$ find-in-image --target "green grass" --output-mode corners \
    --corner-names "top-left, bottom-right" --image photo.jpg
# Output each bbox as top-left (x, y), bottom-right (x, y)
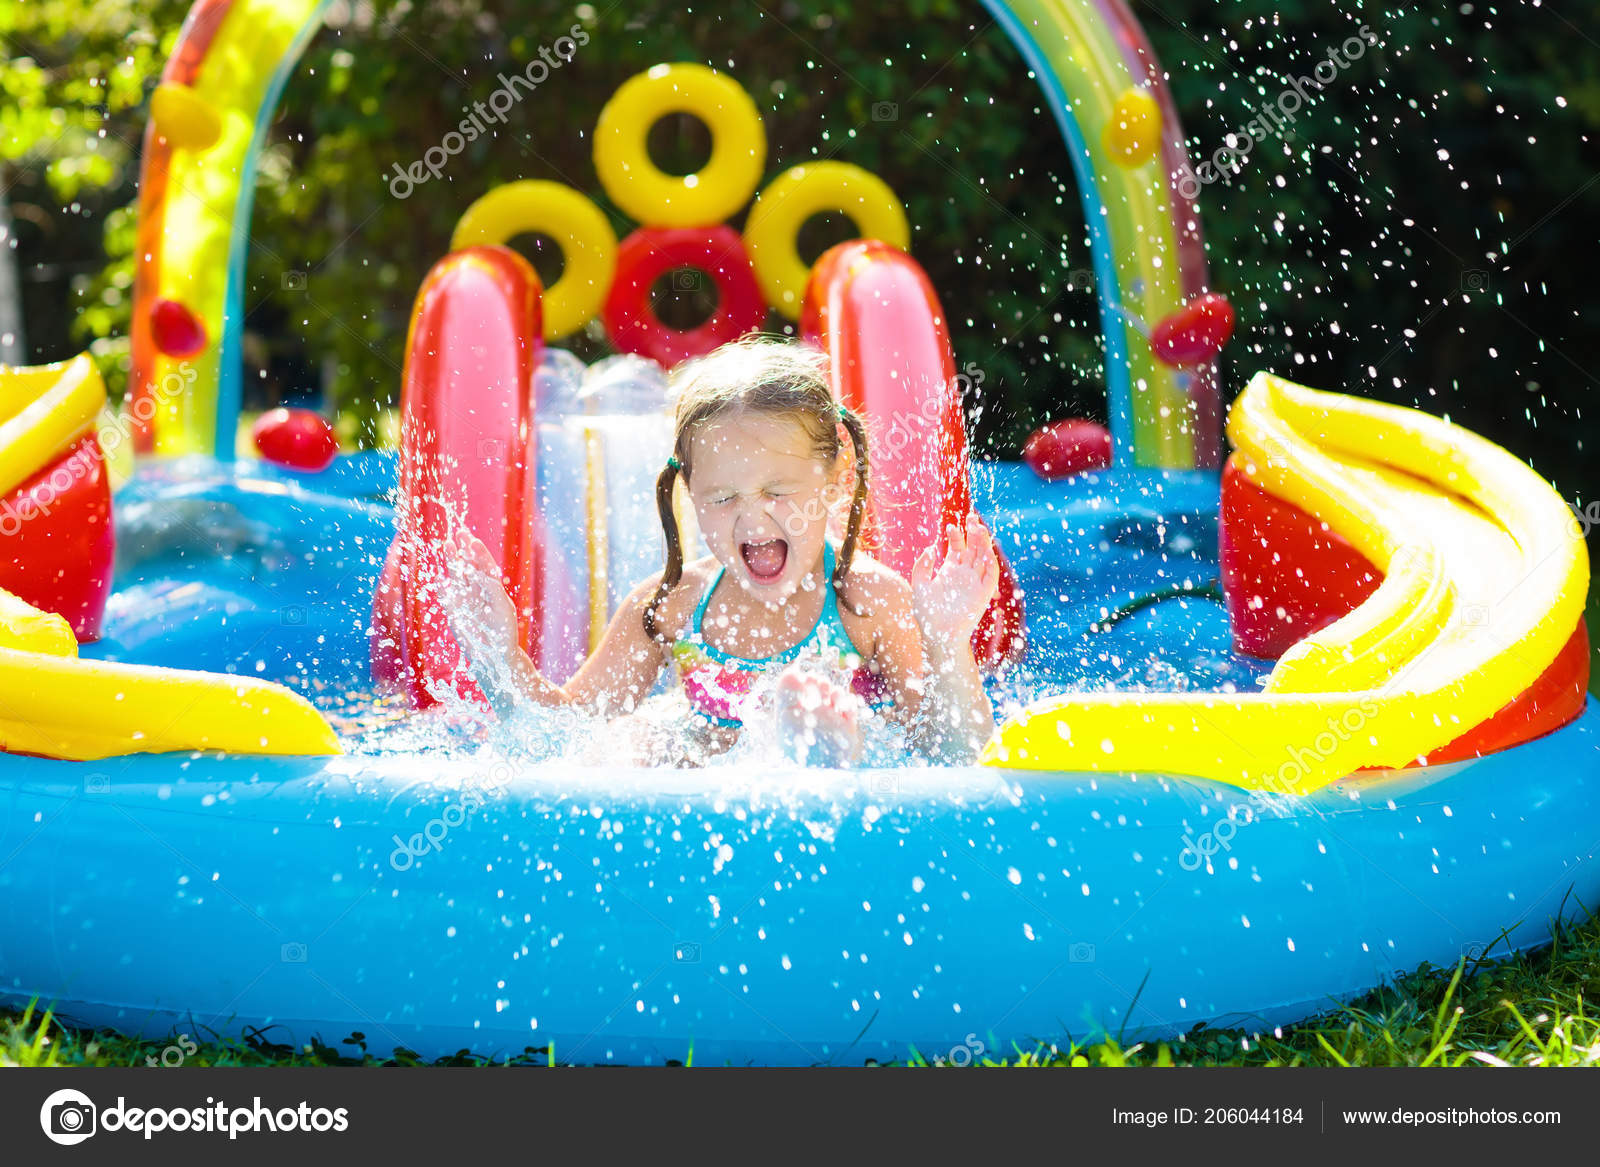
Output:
top-left (6, 910), bottom-right (1598, 1068)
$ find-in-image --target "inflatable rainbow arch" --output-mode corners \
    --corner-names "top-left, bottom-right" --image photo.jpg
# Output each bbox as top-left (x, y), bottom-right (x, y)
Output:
top-left (122, 0), bottom-right (1219, 469)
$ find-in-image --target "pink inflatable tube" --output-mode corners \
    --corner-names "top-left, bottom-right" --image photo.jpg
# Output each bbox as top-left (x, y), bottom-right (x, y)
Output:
top-left (801, 239), bottom-right (1025, 669)
top-left (371, 246), bottom-right (544, 707)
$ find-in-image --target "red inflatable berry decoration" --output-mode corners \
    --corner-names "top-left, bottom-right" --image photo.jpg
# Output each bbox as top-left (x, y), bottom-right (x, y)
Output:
top-left (252, 408), bottom-right (340, 472)
top-left (1150, 292), bottom-right (1235, 367)
top-left (1022, 419), bottom-right (1112, 480)
top-left (149, 297), bottom-right (207, 357)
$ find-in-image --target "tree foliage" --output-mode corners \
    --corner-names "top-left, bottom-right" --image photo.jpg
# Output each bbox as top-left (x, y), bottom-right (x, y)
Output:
top-left (4, 0), bottom-right (1596, 505)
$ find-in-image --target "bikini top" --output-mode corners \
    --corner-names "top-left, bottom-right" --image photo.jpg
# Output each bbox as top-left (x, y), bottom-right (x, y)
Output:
top-left (669, 542), bottom-right (892, 728)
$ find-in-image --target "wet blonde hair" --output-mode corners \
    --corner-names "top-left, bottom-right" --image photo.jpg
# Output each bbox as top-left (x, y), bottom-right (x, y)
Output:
top-left (644, 336), bottom-right (870, 642)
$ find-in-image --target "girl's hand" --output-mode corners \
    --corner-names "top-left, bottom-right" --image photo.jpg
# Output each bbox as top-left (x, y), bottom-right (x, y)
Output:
top-left (910, 513), bottom-right (1001, 645)
top-left (441, 526), bottom-right (520, 662)
top-left (774, 665), bottom-right (865, 768)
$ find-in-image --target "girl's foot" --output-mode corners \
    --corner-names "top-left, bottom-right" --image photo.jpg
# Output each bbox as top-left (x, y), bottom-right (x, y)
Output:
top-left (775, 666), bottom-right (864, 767)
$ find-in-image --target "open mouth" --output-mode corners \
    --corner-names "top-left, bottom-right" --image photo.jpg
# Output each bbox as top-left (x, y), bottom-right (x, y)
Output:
top-left (739, 538), bottom-right (789, 584)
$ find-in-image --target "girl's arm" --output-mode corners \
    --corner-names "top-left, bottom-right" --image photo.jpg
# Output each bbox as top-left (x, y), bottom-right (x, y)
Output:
top-left (860, 515), bottom-right (1000, 762)
top-left (907, 515), bottom-right (1000, 761)
top-left (444, 528), bottom-right (668, 717)
top-left (508, 579), bottom-right (669, 715)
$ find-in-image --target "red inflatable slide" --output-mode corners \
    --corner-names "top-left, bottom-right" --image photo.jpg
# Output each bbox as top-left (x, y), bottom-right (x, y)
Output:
top-left (802, 239), bottom-right (1025, 668)
top-left (371, 246), bottom-right (545, 708)
top-left (0, 354), bottom-right (114, 642)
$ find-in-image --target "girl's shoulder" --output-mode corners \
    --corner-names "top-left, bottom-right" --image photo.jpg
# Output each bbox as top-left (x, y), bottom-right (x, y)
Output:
top-left (623, 556), bottom-right (721, 643)
top-left (834, 550), bottom-right (913, 621)
top-left (676, 555), bottom-right (724, 597)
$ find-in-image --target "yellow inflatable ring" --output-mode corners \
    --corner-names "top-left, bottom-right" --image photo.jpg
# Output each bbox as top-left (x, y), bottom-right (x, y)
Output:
top-left (594, 64), bottom-right (766, 227)
top-left (450, 181), bottom-right (617, 339)
top-left (743, 162), bottom-right (911, 319)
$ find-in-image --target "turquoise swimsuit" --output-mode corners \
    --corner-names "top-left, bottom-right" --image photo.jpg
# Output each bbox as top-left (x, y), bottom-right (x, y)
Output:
top-left (669, 543), bottom-right (892, 727)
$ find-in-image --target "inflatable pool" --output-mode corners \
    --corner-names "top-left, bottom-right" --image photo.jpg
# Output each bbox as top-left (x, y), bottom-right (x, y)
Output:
top-left (1, 0), bottom-right (1595, 1066)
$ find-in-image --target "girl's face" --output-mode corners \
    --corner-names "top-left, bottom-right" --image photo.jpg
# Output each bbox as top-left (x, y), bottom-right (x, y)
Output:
top-left (685, 412), bottom-right (846, 605)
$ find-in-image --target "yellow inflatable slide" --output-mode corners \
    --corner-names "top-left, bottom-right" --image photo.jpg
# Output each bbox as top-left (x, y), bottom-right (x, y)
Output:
top-left (983, 371), bottom-right (1590, 794)
top-left (0, 356), bottom-right (339, 762)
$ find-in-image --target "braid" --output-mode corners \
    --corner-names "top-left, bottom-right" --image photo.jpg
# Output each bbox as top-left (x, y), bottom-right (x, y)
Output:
top-left (643, 460), bottom-right (684, 642)
top-left (834, 406), bottom-right (870, 588)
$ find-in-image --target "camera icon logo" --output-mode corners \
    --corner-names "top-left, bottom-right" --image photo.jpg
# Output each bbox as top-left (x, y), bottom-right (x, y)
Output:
top-left (670, 268), bottom-right (705, 292)
top-left (868, 773), bottom-right (899, 796)
top-left (40, 1088), bottom-right (97, 1146)
top-left (871, 101), bottom-right (898, 122)
top-left (1260, 438), bottom-right (1291, 470)
top-left (281, 270), bottom-right (308, 292)
top-left (281, 941), bottom-right (309, 963)
top-left (1460, 269), bottom-right (1490, 293)
top-left (280, 605), bottom-right (307, 626)
top-left (674, 941), bottom-right (701, 963)
top-left (1068, 941), bottom-right (1096, 963)
top-left (83, 773), bottom-right (110, 795)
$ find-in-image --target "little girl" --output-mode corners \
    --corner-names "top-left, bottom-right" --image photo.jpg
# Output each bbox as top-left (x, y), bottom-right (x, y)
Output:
top-left (444, 336), bottom-right (1000, 765)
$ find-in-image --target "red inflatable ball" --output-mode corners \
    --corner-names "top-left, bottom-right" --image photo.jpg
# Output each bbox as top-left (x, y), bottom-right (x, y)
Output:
top-left (602, 225), bottom-right (767, 367)
top-left (149, 297), bottom-right (207, 357)
top-left (1150, 292), bottom-right (1235, 367)
top-left (1022, 419), bottom-right (1112, 480)
top-left (252, 408), bottom-right (340, 472)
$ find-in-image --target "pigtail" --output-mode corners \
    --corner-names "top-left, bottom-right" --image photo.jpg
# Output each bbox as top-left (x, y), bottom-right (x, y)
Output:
top-left (834, 407), bottom-right (870, 587)
top-left (643, 459), bottom-right (684, 642)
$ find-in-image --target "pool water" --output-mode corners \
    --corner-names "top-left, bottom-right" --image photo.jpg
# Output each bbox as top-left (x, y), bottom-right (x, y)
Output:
top-left (85, 453), bottom-right (1273, 764)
